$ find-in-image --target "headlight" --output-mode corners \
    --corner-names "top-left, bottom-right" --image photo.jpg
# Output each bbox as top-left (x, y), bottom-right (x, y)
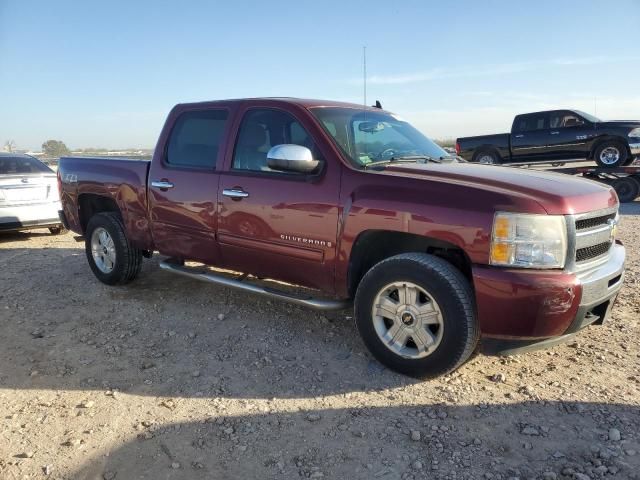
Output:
top-left (629, 128), bottom-right (640, 138)
top-left (490, 213), bottom-right (567, 268)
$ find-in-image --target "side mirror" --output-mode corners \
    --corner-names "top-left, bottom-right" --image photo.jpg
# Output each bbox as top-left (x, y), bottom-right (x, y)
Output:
top-left (267, 144), bottom-right (320, 174)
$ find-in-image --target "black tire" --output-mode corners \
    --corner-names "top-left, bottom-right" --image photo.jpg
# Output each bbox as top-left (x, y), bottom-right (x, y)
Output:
top-left (473, 149), bottom-right (501, 165)
top-left (48, 226), bottom-right (66, 235)
top-left (594, 141), bottom-right (628, 168)
top-left (85, 212), bottom-right (143, 285)
top-left (611, 177), bottom-right (639, 203)
top-left (354, 253), bottom-right (479, 378)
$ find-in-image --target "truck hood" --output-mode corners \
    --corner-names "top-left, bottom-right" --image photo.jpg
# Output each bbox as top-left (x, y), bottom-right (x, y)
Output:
top-left (596, 120), bottom-right (640, 128)
top-left (384, 162), bottom-right (617, 215)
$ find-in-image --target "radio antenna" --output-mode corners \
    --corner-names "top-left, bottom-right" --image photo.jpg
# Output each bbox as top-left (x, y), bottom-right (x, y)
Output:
top-left (363, 46), bottom-right (367, 108)
top-left (362, 46), bottom-right (367, 157)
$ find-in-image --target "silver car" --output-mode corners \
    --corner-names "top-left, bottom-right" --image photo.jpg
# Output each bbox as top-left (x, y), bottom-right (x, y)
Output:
top-left (0, 152), bottom-right (64, 234)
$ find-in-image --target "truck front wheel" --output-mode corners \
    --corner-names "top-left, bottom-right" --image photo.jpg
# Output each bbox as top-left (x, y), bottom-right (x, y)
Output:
top-left (354, 253), bottom-right (479, 378)
top-left (594, 141), bottom-right (628, 167)
top-left (85, 212), bottom-right (143, 285)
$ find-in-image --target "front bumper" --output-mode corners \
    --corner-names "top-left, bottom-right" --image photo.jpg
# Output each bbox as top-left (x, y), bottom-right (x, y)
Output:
top-left (0, 201), bottom-right (62, 232)
top-left (473, 242), bottom-right (625, 351)
top-left (630, 142), bottom-right (640, 157)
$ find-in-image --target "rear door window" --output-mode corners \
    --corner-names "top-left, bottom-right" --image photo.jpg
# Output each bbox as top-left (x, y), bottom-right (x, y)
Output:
top-left (166, 109), bottom-right (228, 169)
top-left (514, 114), bottom-right (548, 132)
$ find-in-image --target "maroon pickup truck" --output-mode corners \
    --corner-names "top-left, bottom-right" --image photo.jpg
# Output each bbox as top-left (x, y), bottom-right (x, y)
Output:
top-left (58, 98), bottom-right (625, 378)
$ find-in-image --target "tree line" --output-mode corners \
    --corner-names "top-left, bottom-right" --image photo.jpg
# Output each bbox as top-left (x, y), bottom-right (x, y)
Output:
top-left (3, 139), bottom-right (71, 157)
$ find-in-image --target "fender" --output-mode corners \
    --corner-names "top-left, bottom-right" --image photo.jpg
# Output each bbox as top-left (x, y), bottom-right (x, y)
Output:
top-left (588, 134), bottom-right (630, 159)
top-left (334, 177), bottom-right (499, 297)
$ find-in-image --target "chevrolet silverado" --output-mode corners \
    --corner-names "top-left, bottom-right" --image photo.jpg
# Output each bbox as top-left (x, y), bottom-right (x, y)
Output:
top-left (58, 98), bottom-right (625, 378)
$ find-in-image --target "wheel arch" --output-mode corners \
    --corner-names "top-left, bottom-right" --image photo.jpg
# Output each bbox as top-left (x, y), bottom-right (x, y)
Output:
top-left (472, 146), bottom-right (502, 163)
top-left (588, 135), bottom-right (630, 160)
top-left (346, 230), bottom-right (474, 298)
top-left (78, 194), bottom-right (121, 233)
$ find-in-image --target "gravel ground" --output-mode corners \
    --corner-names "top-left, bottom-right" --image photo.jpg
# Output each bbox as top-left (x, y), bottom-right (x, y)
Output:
top-left (1, 203), bottom-right (639, 480)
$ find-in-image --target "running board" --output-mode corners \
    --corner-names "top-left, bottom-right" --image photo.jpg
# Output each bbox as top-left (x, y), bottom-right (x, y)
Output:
top-left (159, 260), bottom-right (351, 311)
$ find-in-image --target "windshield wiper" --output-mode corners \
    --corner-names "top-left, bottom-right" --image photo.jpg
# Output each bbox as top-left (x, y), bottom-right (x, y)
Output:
top-left (363, 155), bottom-right (441, 169)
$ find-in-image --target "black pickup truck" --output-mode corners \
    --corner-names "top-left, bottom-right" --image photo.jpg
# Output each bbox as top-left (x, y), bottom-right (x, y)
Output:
top-left (456, 109), bottom-right (640, 168)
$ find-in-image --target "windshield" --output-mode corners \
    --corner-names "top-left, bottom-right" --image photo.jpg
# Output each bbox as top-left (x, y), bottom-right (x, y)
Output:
top-left (574, 110), bottom-right (601, 123)
top-left (310, 107), bottom-right (451, 167)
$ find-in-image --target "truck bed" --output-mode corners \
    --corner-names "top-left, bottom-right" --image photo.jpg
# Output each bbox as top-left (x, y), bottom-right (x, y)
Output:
top-left (456, 133), bottom-right (510, 161)
top-left (57, 156), bottom-right (152, 248)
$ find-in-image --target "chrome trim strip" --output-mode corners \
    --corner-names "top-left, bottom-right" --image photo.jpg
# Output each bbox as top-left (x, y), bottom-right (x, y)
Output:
top-left (0, 184), bottom-right (48, 189)
top-left (573, 206), bottom-right (618, 221)
top-left (575, 226), bottom-right (613, 249)
top-left (630, 142), bottom-right (640, 156)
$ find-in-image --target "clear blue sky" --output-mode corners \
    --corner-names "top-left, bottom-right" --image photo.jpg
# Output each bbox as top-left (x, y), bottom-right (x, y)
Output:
top-left (1, 0), bottom-right (639, 151)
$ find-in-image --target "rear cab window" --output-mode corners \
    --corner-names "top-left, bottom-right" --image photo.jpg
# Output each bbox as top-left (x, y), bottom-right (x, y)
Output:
top-left (0, 155), bottom-right (53, 175)
top-left (165, 109), bottom-right (229, 169)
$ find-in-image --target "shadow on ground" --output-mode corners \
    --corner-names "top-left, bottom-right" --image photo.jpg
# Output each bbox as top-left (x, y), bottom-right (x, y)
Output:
top-left (0, 230), bottom-right (54, 243)
top-left (70, 401), bottom-right (640, 480)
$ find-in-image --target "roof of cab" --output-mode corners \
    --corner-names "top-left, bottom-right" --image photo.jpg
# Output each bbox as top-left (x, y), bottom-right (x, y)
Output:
top-left (174, 97), bottom-right (388, 112)
top-left (0, 152), bottom-right (33, 158)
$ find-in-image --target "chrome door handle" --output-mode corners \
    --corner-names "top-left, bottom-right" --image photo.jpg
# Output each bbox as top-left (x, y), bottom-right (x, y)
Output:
top-left (151, 180), bottom-right (174, 189)
top-left (515, 134), bottom-right (524, 138)
top-left (550, 131), bottom-right (560, 135)
top-left (223, 188), bottom-right (249, 199)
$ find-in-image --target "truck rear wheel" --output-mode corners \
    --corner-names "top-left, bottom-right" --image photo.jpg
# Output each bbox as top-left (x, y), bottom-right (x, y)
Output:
top-left (611, 177), bottom-right (639, 203)
top-left (473, 150), bottom-right (500, 165)
top-left (354, 253), bottom-right (479, 378)
top-left (85, 212), bottom-right (143, 285)
top-left (594, 141), bottom-right (628, 168)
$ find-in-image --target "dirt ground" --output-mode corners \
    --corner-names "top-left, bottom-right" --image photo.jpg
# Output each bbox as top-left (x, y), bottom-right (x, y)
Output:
top-left (1, 204), bottom-right (639, 480)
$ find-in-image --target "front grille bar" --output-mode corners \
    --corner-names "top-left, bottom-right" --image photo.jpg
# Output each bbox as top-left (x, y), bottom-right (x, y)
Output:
top-left (576, 241), bottom-right (612, 263)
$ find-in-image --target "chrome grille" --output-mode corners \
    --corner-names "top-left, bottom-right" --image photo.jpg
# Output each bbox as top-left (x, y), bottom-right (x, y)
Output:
top-left (576, 241), bottom-right (612, 262)
top-left (571, 207), bottom-right (618, 269)
top-left (575, 212), bottom-right (616, 231)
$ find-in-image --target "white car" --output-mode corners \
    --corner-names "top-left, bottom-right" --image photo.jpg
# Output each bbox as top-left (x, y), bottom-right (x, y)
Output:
top-left (0, 153), bottom-right (64, 234)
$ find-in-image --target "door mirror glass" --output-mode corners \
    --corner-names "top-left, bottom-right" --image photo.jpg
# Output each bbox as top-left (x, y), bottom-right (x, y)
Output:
top-left (267, 144), bottom-right (320, 173)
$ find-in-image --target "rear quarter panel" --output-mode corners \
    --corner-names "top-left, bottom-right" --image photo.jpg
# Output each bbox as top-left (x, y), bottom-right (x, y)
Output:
top-left (58, 157), bottom-right (153, 249)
